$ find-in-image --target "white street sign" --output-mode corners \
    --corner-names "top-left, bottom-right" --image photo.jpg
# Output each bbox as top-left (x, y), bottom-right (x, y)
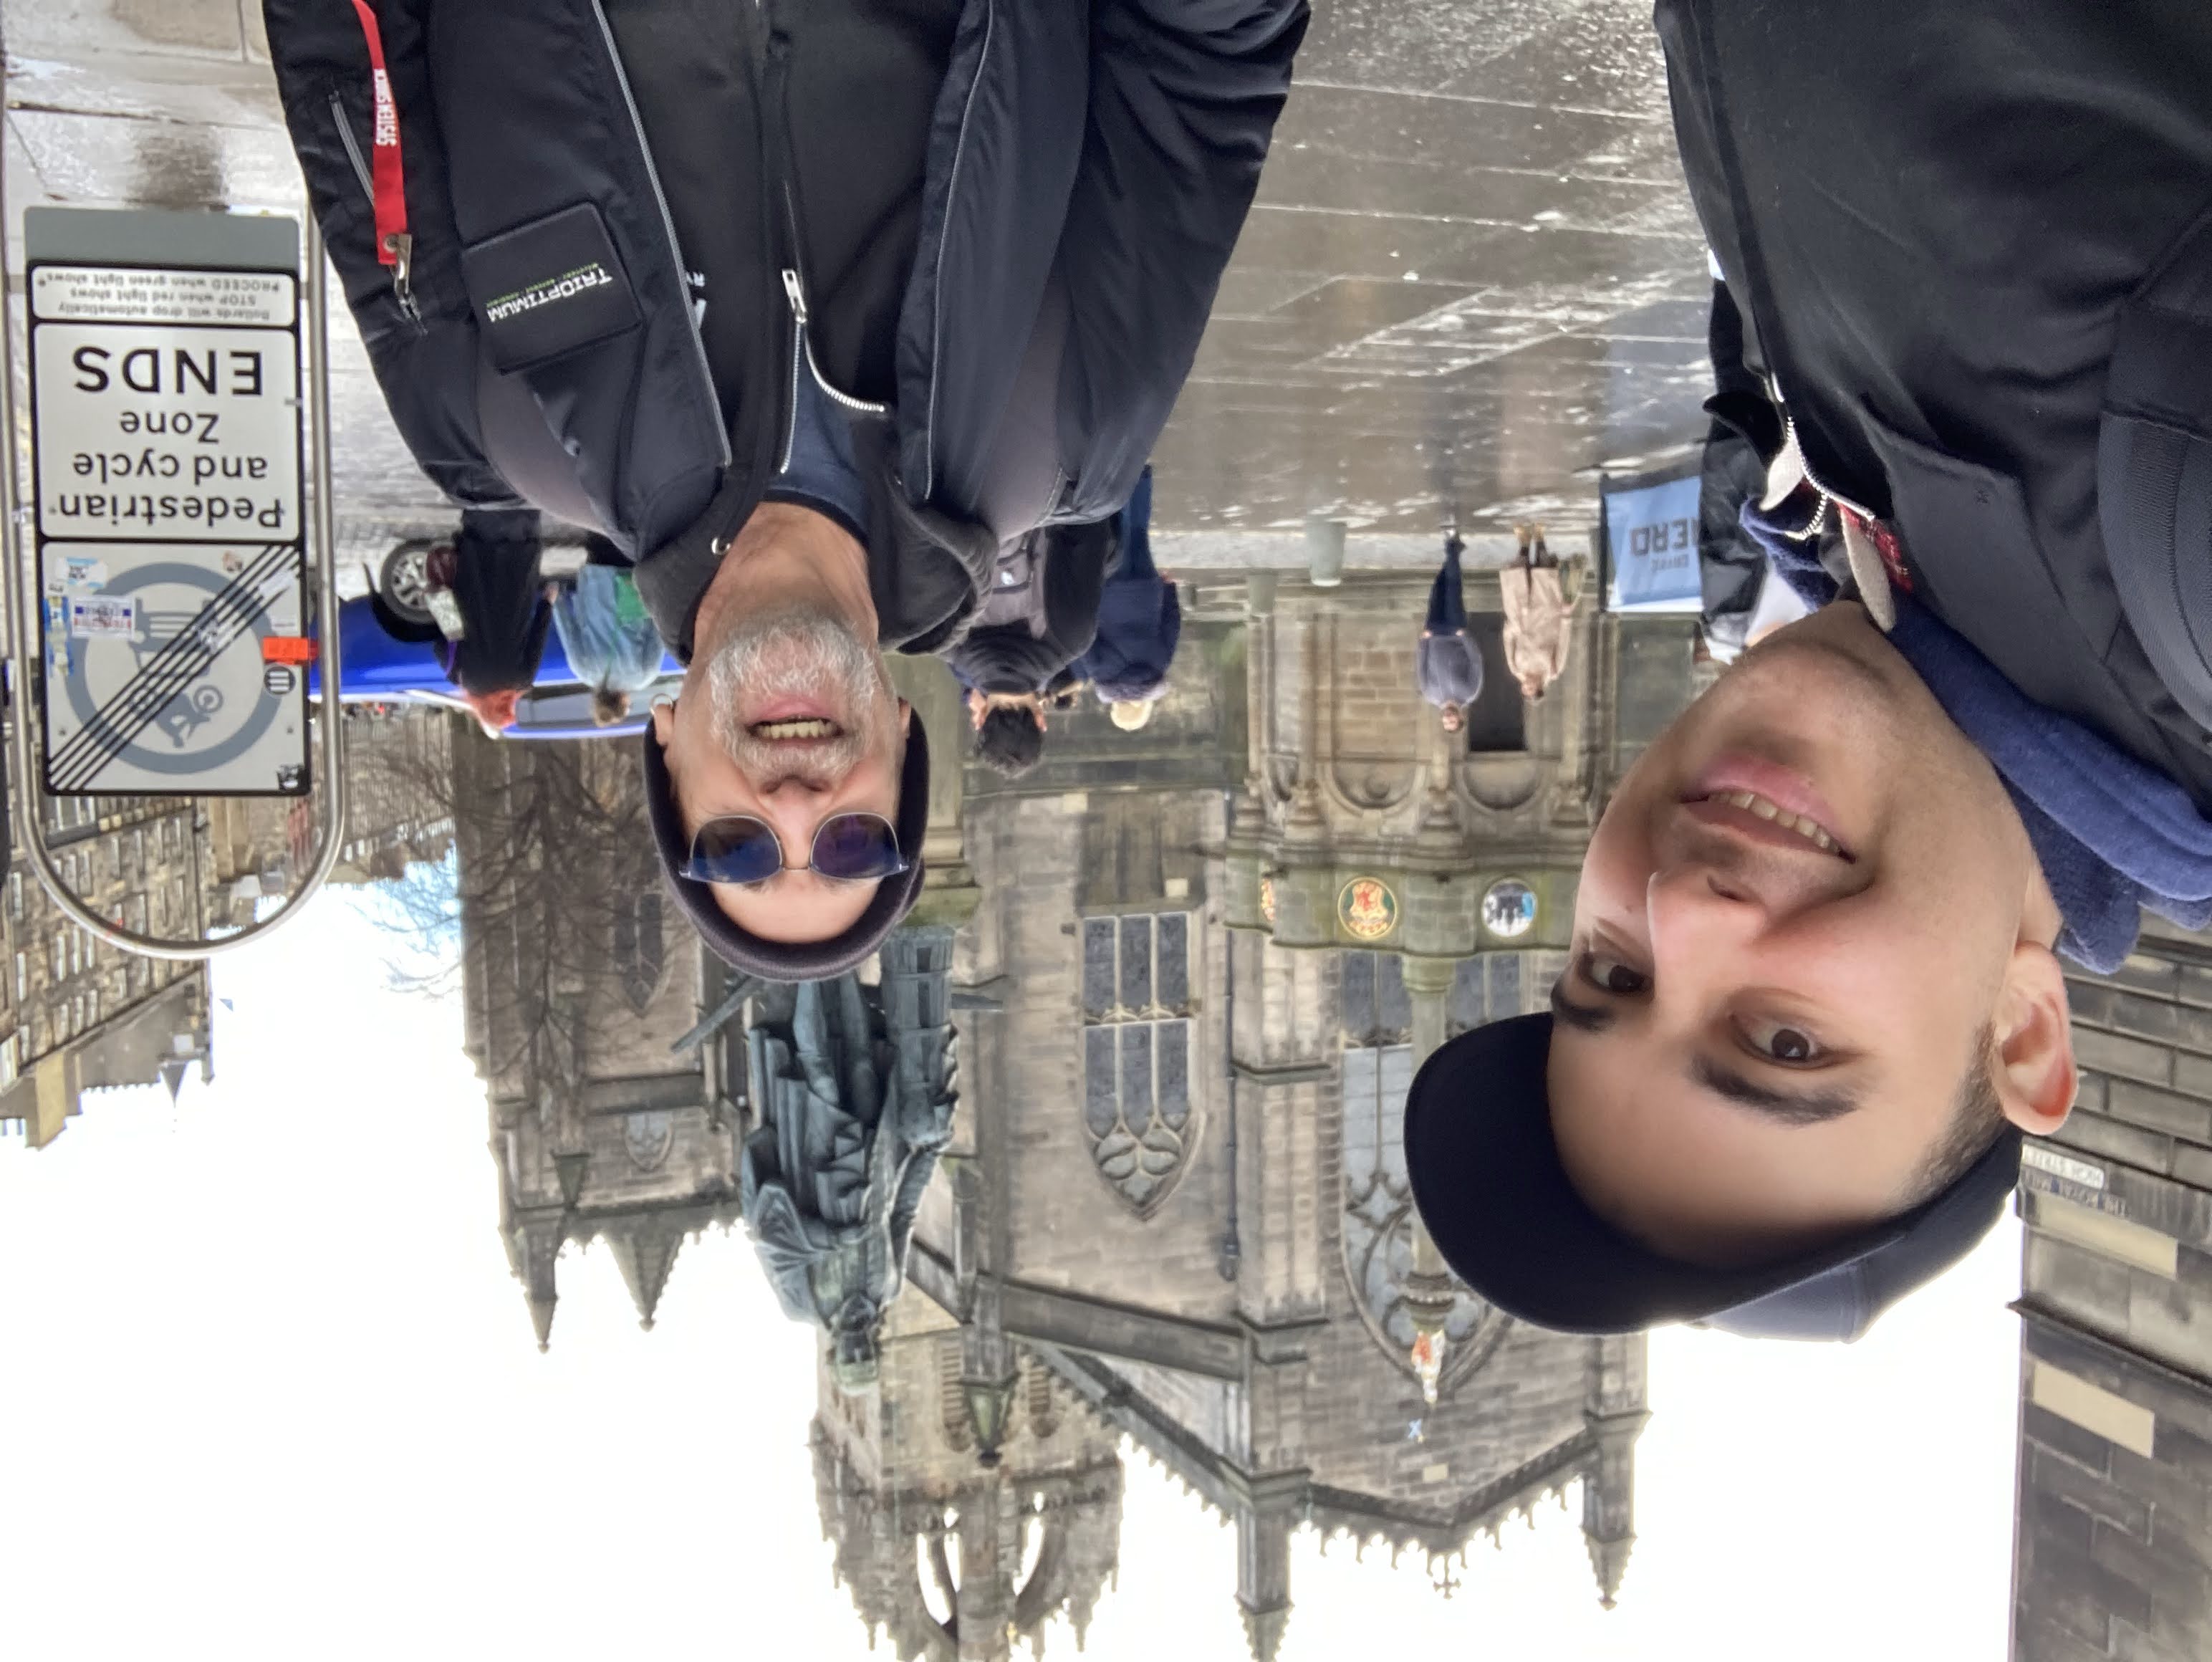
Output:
top-left (31, 264), bottom-right (295, 328)
top-left (32, 322), bottom-right (300, 544)
top-left (25, 221), bottom-right (311, 797)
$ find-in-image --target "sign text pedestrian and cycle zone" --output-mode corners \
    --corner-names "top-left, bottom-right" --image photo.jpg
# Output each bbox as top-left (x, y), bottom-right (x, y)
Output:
top-left (26, 240), bottom-right (310, 795)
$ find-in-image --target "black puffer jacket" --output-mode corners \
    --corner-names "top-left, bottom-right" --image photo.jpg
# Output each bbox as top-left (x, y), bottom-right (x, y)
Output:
top-left (1658, 0), bottom-right (2212, 807)
top-left (266, 0), bottom-right (1306, 658)
top-left (944, 522), bottom-right (1115, 696)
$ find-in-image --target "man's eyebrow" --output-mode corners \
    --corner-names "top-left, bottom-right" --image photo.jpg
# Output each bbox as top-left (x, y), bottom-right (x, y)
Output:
top-left (1691, 1055), bottom-right (1862, 1125)
top-left (1549, 978), bottom-right (1616, 1034)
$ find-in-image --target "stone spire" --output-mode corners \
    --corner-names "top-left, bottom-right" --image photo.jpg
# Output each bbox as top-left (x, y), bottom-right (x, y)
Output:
top-left (516, 1216), bottom-right (563, 1353)
top-left (1580, 1326), bottom-right (1650, 1610)
top-left (527, 1292), bottom-right (557, 1353)
top-left (1236, 1493), bottom-right (1297, 1662)
top-left (1585, 1525), bottom-right (1633, 1612)
top-left (1581, 1404), bottom-right (1647, 1607)
top-left (1580, 1330), bottom-right (1649, 1608)
top-left (1241, 1603), bottom-right (1292, 1662)
top-left (608, 1226), bottom-right (683, 1330)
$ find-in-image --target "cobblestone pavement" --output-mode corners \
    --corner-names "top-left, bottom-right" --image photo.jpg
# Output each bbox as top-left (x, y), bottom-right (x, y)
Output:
top-left (2, 0), bottom-right (1713, 560)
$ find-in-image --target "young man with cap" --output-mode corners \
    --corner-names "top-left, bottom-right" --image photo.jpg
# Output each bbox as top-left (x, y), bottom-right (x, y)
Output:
top-left (1405, 0), bottom-right (2212, 1340)
top-left (267, 0), bottom-right (1305, 979)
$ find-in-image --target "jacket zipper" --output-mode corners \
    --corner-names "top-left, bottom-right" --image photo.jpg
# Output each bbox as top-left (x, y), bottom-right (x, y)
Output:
top-left (761, 21), bottom-right (883, 473)
top-left (329, 92), bottom-right (420, 328)
top-left (780, 269), bottom-right (886, 414)
top-left (775, 267), bottom-right (886, 471)
top-left (330, 91), bottom-right (375, 208)
top-left (1774, 393), bottom-right (1877, 541)
top-left (587, 0), bottom-right (731, 469)
top-left (777, 276), bottom-right (803, 474)
top-left (1781, 411), bottom-right (1834, 538)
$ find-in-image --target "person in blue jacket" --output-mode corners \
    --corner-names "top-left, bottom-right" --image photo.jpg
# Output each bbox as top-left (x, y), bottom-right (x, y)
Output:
top-left (551, 536), bottom-right (668, 725)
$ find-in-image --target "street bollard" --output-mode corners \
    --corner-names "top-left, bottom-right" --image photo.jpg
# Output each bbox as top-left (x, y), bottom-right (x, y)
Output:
top-left (1304, 514), bottom-right (1346, 587)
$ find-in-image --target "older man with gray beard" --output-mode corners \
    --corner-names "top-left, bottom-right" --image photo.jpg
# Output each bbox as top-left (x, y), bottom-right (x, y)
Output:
top-left (645, 493), bottom-right (936, 980)
top-left (269, 0), bottom-right (1305, 979)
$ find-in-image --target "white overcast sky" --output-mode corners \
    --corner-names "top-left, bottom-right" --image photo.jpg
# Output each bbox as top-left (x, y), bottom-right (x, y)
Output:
top-left (0, 893), bottom-right (2021, 1661)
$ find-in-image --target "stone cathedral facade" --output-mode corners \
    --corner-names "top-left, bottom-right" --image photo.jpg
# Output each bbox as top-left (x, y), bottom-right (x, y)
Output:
top-left (794, 571), bottom-right (1688, 1659)
top-left (457, 570), bottom-right (1695, 1656)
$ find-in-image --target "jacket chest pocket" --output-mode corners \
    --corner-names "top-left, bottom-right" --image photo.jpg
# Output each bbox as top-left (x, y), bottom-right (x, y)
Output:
top-left (1862, 414), bottom-right (2100, 717)
top-left (460, 204), bottom-right (644, 376)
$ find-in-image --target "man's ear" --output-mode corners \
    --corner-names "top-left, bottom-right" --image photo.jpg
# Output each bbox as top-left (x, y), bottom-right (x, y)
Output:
top-left (898, 698), bottom-right (914, 737)
top-left (1993, 942), bottom-right (2078, 1135)
top-left (650, 699), bottom-right (677, 748)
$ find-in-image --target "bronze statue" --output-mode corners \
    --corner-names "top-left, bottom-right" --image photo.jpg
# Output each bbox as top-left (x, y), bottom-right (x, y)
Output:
top-left (741, 928), bottom-right (957, 1389)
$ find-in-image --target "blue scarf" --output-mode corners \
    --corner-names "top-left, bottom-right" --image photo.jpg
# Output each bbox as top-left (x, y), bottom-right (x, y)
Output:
top-left (1741, 499), bottom-right (2212, 972)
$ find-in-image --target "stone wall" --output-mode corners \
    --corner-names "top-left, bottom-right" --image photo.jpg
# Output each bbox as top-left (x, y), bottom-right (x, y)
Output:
top-left (2015, 923), bottom-right (2212, 1660)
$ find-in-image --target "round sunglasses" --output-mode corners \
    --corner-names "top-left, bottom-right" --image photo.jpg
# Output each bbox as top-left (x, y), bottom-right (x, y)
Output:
top-left (680, 812), bottom-right (907, 887)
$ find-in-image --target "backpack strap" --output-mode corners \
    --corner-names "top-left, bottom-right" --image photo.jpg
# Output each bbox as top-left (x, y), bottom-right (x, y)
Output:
top-left (2100, 201), bottom-right (2212, 731)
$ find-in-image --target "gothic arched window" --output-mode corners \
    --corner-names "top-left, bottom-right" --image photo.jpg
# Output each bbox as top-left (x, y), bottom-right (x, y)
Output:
top-left (1340, 950), bottom-right (1505, 1397)
top-left (612, 890), bottom-right (666, 1014)
top-left (1079, 913), bottom-right (1195, 1216)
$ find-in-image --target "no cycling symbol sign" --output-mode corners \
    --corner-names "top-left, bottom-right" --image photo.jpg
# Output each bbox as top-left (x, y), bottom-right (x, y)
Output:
top-left (24, 211), bottom-right (312, 798)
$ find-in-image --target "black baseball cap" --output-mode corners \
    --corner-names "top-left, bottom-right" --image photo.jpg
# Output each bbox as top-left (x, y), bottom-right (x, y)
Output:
top-left (1404, 1012), bottom-right (2024, 1340)
top-left (642, 716), bottom-right (930, 983)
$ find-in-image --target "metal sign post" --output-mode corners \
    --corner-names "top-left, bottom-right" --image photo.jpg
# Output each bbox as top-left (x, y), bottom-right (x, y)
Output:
top-left (1, 200), bottom-right (347, 959)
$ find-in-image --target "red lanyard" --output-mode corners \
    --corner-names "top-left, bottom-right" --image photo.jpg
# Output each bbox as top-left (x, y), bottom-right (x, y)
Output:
top-left (349, 0), bottom-right (414, 295)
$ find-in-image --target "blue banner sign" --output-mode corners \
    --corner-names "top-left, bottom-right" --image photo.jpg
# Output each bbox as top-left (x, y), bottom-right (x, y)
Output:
top-left (1603, 468), bottom-right (1703, 612)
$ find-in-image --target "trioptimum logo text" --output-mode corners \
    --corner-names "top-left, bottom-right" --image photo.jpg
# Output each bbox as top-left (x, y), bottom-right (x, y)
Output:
top-left (486, 263), bottom-right (615, 323)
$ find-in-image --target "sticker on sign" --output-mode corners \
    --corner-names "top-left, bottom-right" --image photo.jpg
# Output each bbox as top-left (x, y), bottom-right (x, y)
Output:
top-left (68, 595), bottom-right (138, 638)
top-left (49, 552), bottom-right (110, 595)
top-left (32, 264), bottom-right (295, 328)
top-left (31, 322), bottom-right (300, 543)
top-left (37, 540), bottom-right (309, 797)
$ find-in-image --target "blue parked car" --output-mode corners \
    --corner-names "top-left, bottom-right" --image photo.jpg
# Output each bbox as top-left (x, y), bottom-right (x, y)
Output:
top-left (310, 593), bottom-right (681, 741)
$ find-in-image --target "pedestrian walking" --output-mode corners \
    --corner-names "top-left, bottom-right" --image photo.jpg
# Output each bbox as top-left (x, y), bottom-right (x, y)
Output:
top-left (1499, 524), bottom-right (1572, 702)
top-left (1071, 467), bottom-right (1181, 732)
top-left (549, 537), bottom-right (667, 726)
top-left (1417, 532), bottom-right (1484, 733)
top-left (430, 507), bottom-right (554, 736)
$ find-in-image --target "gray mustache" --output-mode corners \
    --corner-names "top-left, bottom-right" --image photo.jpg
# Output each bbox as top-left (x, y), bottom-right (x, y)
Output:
top-left (703, 605), bottom-right (884, 778)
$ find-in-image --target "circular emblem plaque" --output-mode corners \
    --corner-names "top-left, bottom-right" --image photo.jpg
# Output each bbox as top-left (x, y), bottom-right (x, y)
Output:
top-left (1481, 878), bottom-right (1539, 940)
top-left (1259, 875), bottom-right (1277, 926)
top-left (1337, 875), bottom-right (1399, 941)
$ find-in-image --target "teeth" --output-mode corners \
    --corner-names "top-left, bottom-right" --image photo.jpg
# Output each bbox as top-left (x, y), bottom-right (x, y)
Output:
top-left (1708, 790), bottom-right (1840, 854)
top-left (755, 717), bottom-right (837, 740)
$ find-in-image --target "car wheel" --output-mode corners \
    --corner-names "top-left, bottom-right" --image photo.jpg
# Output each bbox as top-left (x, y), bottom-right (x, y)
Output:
top-left (378, 543), bottom-right (438, 628)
